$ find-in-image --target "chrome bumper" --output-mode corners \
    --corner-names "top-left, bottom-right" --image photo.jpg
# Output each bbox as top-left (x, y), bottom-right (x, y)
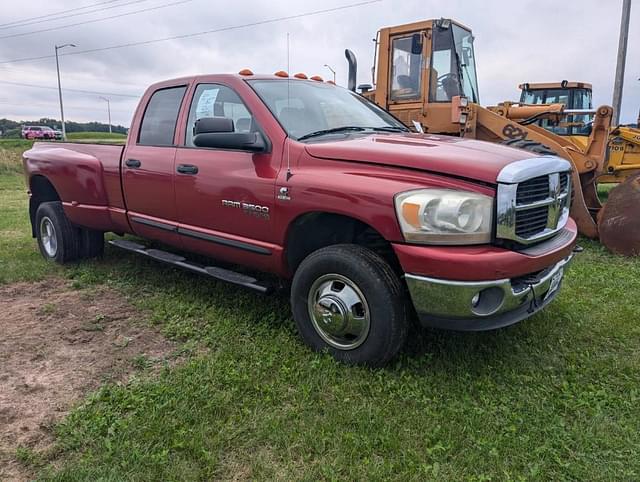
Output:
top-left (405, 254), bottom-right (573, 331)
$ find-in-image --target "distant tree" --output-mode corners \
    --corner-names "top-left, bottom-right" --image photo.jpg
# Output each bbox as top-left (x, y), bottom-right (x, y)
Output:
top-left (0, 118), bottom-right (128, 136)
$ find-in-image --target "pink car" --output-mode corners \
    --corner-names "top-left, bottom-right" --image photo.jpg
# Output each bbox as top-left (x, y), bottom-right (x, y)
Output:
top-left (22, 126), bottom-right (61, 140)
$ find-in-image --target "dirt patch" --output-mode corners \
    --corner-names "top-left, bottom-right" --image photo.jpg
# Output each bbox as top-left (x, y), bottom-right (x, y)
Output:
top-left (0, 280), bottom-right (176, 481)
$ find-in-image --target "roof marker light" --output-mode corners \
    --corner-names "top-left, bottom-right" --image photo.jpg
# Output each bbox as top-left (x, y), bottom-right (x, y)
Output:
top-left (274, 70), bottom-right (289, 77)
top-left (294, 72), bottom-right (308, 79)
top-left (310, 75), bottom-right (323, 81)
top-left (238, 68), bottom-right (254, 76)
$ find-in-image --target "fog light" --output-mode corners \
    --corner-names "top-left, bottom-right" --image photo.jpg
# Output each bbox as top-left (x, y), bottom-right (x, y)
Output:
top-left (470, 287), bottom-right (505, 316)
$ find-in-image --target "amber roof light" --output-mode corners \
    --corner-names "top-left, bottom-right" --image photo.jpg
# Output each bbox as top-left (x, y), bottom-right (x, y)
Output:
top-left (238, 69), bottom-right (254, 76)
top-left (310, 75), bottom-right (323, 82)
top-left (274, 70), bottom-right (289, 77)
top-left (294, 73), bottom-right (308, 79)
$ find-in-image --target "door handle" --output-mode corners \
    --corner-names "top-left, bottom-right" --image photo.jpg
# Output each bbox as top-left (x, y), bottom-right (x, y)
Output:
top-left (177, 164), bottom-right (199, 175)
top-left (125, 159), bottom-right (141, 168)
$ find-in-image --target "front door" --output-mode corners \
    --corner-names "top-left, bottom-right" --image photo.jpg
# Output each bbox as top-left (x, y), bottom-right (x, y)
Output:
top-left (122, 85), bottom-right (187, 246)
top-left (173, 82), bottom-right (280, 271)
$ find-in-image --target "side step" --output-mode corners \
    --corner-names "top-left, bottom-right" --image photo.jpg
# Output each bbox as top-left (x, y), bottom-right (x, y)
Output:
top-left (108, 239), bottom-right (271, 294)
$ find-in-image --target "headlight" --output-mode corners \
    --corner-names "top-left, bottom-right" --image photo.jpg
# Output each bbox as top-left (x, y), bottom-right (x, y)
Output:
top-left (395, 189), bottom-right (493, 245)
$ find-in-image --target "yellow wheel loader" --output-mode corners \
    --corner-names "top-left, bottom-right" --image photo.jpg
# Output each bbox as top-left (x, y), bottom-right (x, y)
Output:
top-left (517, 81), bottom-right (640, 183)
top-left (515, 81), bottom-right (640, 255)
top-left (345, 18), bottom-right (640, 255)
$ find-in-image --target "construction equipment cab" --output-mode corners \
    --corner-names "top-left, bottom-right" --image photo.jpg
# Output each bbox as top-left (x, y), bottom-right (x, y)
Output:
top-left (366, 18), bottom-right (480, 132)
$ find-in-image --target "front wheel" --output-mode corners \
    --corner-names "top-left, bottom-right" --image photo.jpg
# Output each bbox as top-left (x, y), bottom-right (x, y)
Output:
top-left (291, 244), bottom-right (409, 366)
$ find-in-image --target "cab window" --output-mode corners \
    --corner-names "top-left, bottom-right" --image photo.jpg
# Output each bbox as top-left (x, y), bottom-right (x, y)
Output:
top-left (138, 86), bottom-right (186, 146)
top-left (185, 83), bottom-right (254, 147)
top-left (390, 36), bottom-right (423, 101)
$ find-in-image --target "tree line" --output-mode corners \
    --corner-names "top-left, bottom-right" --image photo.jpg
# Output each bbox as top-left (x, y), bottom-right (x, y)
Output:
top-left (0, 118), bottom-right (128, 137)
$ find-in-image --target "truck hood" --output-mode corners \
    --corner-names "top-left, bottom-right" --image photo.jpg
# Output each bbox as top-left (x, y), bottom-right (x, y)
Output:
top-left (304, 133), bottom-right (533, 184)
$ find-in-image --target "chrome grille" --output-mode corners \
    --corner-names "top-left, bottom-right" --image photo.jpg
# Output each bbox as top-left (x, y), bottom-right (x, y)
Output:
top-left (496, 157), bottom-right (572, 245)
top-left (515, 205), bottom-right (550, 238)
top-left (516, 175), bottom-right (551, 204)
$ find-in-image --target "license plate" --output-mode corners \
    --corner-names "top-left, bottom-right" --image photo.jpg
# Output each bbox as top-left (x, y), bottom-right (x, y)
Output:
top-left (544, 268), bottom-right (564, 301)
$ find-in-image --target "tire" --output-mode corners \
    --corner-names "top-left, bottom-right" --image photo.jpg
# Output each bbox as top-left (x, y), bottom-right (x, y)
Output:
top-left (77, 227), bottom-right (104, 259)
top-left (35, 201), bottom-right (80, 264)
top-left (500, 138), bottom-right (558, 156)
top-left (291, 244), bottom-right (409, 366)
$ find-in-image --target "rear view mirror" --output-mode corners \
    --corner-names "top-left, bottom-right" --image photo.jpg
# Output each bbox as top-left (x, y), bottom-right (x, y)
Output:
top-left (411, 33), bottom-right (423, 55)
top-left (193, 117), bottom-right (266, 152)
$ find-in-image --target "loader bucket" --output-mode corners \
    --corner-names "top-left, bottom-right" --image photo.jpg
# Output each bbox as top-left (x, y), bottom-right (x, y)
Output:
top-left (597, 173), bottom-right (640, 256)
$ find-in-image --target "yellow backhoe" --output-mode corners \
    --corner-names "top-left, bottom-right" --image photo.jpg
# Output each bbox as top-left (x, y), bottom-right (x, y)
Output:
top-left (345, 18), bottom-right (640, 255)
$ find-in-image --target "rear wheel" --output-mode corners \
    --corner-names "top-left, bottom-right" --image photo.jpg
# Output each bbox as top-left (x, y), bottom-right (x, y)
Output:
top-left (35, 201), bottom-right (80, 264)
top-left (78, 227), bottom-right (104, 259)
top-left (291, 244), bottom-right (409, 366)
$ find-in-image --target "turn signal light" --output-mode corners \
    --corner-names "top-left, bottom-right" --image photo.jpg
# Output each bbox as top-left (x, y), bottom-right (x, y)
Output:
top-left (274, 70), bottom-right (289, 77)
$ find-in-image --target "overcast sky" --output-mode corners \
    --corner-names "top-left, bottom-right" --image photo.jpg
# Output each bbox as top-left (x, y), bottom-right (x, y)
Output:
top-left (0, 0), bottom-right (638, 127)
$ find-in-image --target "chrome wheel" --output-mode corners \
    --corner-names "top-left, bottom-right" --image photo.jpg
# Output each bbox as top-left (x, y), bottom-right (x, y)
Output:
top-left (307, 273), bottom-right (371, 350)
top-left (40, 216), bottom-right (58, 257)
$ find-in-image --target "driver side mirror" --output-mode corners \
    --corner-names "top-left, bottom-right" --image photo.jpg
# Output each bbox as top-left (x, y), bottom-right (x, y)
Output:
top-left (411, 33), bottom-right (423, 55)
top-left (193, 117), bottom-right (267, 152)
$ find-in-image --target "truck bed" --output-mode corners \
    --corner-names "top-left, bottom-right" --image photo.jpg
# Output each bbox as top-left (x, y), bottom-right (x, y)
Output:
top-left (23, 141), bottom-right (128, 233)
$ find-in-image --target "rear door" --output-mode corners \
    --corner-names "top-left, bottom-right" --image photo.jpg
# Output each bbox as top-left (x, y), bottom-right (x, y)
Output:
top-left (122, 85), bottom-right (187, 246)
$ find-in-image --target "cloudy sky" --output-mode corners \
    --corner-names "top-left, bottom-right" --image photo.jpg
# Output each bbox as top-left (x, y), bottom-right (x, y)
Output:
top-left (0, 0), bottom-right (638, 127)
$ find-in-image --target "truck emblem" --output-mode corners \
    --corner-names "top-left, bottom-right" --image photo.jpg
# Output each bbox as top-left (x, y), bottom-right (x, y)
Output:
top-left (221, 200), bottom-right (270, 220)
top-left (277, 186), bottom-right (291, 201)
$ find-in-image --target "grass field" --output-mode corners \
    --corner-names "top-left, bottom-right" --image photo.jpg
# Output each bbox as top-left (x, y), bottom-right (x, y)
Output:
top-left (1, 143), bottom-right (639, 480)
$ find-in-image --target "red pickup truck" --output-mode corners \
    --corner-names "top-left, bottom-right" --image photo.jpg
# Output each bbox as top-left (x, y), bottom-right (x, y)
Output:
top-left (23, 71), bottom-right (577, 365)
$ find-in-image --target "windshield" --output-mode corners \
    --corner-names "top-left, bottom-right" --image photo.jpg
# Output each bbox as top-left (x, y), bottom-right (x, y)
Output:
top-left (430, 24), bottom-right (479, 103)
top-left (520, 87), bottom-right (593, 135)
top-left (248, 80), bottom-right (407, 140)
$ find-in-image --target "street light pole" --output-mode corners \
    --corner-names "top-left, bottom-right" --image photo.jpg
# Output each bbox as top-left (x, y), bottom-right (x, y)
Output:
top-left (54, 43), bottom-right (76, 141)
top-left (324, 64), bottom-right (336, 83)
top-left (99, 96), bottom-right (112, 134)
top-left (612, 0), bottom-right (632, 125)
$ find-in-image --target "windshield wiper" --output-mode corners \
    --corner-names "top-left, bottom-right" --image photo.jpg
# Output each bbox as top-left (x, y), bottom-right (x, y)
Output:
top-left (297, 126), bottom-right (366, 141)
top-left (369, 126), bottom-right (408, 132)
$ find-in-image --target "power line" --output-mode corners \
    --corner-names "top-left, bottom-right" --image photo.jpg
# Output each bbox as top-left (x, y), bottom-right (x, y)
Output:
top-left (0, 0), bottom-right (382, 65)
top-left (0, 0), bottom-right (193, 40)
top-left (0, 80), bottom-right (141, 98)
top-left (0, 0), bottom-right (123, 28)
top-left (0, 0), bottom-right (150, 31)
top-left (0, 66), bottom-right (147, 88)
top-left (0, 100), bottom-right (132, 114)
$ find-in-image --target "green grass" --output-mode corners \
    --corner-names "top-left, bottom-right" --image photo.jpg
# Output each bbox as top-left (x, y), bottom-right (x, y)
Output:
top-left (66, 131), bottom-right (127, 144)
top-left (1, 154), bottom-right (639, 480)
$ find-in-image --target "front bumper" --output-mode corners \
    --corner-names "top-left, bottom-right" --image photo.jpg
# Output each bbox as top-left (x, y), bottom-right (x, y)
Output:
top-left (406, 254), bottom-right (573, 331)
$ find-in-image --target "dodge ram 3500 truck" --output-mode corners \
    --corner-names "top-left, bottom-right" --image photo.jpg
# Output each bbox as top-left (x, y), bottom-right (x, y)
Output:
top-left (23, 71), bottom-right (577, 366)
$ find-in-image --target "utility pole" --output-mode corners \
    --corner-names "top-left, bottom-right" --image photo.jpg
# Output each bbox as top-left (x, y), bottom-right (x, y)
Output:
top-left (99, 96), bottom-right (112, 134)
top-left (55, 43), bottom-right (76, 140)
top-left (612, 0), bottom-right (632, 125)
top-left (324, 64), bottom-right (336, 83)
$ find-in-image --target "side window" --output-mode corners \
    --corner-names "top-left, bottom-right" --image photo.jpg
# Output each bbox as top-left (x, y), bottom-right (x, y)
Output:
top-left (185, 83), bottom-right (254, 147)
top-left (390, 36), bottom-right (423, 101)
top-left (138, 86), bottom-right (186, 146)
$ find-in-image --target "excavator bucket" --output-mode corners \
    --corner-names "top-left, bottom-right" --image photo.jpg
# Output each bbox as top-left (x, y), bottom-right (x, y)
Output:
top-left (597, 173), bottom-right (640, 256)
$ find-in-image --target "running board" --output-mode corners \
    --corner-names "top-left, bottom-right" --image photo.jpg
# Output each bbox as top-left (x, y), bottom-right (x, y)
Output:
top-left (108, 239), bottom-right (271, 294)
